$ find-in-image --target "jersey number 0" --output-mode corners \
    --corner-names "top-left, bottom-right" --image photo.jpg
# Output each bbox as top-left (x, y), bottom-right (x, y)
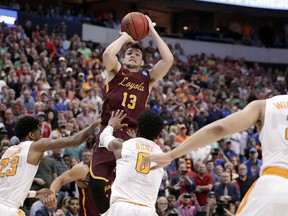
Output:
top-left (135, 152), bottom-right (150, 174)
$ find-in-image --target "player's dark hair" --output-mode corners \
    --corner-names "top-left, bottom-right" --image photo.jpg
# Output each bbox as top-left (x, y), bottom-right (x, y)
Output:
top-left (15, 116), bottom-right (40, 141)
top-left (128, 42), bottom-right (143, 53)
top-left (137, 110), bottom-right (163, 141)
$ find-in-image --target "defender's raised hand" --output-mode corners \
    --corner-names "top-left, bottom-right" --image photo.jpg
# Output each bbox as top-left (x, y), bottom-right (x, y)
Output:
top-left (108, 110), bottom-right (128, 129)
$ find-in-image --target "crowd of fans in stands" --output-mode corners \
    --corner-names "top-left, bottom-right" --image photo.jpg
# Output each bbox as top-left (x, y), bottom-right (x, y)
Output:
top-left (2, 1), bottom-right (288, 48)
top-left (0, 3), bottom-right (287, 215)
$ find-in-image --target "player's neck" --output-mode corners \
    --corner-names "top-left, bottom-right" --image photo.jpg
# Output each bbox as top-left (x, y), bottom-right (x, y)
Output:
top-left (125, 65), bottom-right (140, 72)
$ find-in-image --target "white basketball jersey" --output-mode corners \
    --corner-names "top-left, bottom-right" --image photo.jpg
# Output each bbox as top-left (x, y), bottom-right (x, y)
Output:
top-left (110, 137), bottom-right (164, 209)
top-left (0, 141), bottom-right (39, 209)
top-left (260, 95), bottom-right (288, 172)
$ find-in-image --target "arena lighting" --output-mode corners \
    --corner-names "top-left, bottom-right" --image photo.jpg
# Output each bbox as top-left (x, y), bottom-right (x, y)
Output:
top-left (197, 0), bottom-right (288, 10)
top-left (0, 8), bottom-right (18, 27)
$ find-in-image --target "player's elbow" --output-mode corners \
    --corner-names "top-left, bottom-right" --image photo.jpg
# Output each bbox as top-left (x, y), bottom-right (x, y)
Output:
top-left (165, 53), bottom-right (174, 66)
top-left (210, 122), bottom-right (229, 138)
top-left (103, 48), bottom-right (113, 59)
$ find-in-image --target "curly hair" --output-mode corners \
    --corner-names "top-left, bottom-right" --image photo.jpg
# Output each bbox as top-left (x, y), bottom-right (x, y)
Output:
top-left (137, 110), bottom-right (164, 141)
top-left (15, 116), bottom-right (40, 141)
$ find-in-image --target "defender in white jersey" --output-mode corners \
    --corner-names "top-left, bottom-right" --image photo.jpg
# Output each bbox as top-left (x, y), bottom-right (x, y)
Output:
top-left (0, 116), bottom-right (99, 216)
top-left (99, 110), bottom-right (164, 216)
top-left (142, 69), bottom-right (288, 216)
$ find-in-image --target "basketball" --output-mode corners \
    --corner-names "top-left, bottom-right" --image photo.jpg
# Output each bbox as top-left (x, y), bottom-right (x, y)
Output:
top-left (121, 12), bottom-right (149, 41)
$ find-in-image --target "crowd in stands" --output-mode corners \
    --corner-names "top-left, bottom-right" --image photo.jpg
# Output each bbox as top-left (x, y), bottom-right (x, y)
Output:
top-left (2, 1), bottom-right (288, 48)
top-left (0, 5), bottom-right (287, 215)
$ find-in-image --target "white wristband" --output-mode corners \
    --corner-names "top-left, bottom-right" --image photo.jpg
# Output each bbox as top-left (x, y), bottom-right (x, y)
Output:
top-left (28, 190), bottom-right (37, 198)
top-left (99, 126), bottom-right (115, 150)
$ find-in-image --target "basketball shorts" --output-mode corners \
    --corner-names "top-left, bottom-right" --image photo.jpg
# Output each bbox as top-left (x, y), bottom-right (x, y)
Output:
top-left (106, 201), bottom-right (157, 216)
top-left (237, 167), bottom-right (288, 216)
top-left (0, 203), bottom-right (25, 216)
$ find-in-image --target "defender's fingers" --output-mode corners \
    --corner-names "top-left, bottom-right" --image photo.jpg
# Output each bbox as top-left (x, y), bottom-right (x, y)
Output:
top-left (111, 111), bottom-right (115, 117)
top-left (141, 155), bottom-right (151, 170)
top-left (119, 113), bottom-right (127, 120)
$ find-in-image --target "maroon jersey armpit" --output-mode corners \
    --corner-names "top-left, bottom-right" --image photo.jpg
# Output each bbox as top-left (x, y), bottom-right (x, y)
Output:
top-left (100, 67), bottom-right (150, 128)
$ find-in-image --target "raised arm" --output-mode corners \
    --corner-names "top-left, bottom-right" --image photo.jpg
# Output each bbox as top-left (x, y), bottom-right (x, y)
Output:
top-left (146, 16), bottom-right (174, 85)
top-left (28, 119), bottom-right (100, 165)
top-left (103, 32), bottom-right (134, 81)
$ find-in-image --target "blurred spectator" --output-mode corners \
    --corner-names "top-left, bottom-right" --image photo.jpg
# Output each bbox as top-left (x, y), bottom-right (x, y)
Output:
top-left (193, 163), bottom-right (213, 208)
top-left (176, 193), bottom-right (201, 216)
top-left (64, 197), bottom-right (80, 216)
top-left (170, 163), bottom-right (196, 198)
top-left (223, 141), bottom-right (238, 160)
top-left (3, 108), bottom-right (16, 138)
top-left (167, 195), bottom-right (181, 215)
top-left (235, 164), bottom-right (256, 200)
top-left (156, 196), bottom-right (169, 216)
top-left (76, 103), bottom-right (96, 130)
top-left (175, 124), bottom-right (189, 143)
top-left (214, 171), bottom-right (240, 204)
top-left (243, 148), bottom-right (262, 178)
top-left (206, 160), bottom-right (220, 185)
top-left (37, 111), bottom-right (51, 138)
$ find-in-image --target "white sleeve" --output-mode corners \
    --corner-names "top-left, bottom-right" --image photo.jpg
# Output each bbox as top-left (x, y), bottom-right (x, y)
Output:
top-left (99, 126), bottom-right (116, 150)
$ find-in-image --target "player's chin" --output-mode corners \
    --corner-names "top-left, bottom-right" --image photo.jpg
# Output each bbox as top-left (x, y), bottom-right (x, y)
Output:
top-left (125, 63), bottom-right (139, 69)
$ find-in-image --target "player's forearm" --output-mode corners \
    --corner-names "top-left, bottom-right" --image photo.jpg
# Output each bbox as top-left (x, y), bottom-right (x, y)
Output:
top-left (104, 34), bottom-right (131, 57)
top-left (50, 179), bottom-right (62, 194)
top-left (48, 120), bottom-right (99, 150)
top-left (150, 28), bottom-right (173, 64)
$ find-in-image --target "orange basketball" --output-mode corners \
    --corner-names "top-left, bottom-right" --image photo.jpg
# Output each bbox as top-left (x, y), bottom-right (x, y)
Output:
top-left (121, 12), bottom-right (149, 41)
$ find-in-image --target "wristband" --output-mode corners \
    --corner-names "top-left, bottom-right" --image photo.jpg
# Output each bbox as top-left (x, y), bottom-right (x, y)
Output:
top-left (99, 126), bottom-right (115, 150)
top-left (28, 190), bottom-right (37, 198)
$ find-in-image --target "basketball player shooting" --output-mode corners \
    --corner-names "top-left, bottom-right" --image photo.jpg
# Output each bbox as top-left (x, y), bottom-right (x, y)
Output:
top-left (89, 13), bottom-right (174, 214)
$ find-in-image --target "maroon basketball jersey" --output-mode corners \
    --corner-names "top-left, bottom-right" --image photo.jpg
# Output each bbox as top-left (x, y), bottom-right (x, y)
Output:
top-left (78, 187), bottom-right (100, 216)
top-left (100, 67), bottom-right (150, 127)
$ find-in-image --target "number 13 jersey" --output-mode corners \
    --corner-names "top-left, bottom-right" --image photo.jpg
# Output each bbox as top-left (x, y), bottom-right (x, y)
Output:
top-left (110, 137), bottom-right (164, 209)
top-left (100, 67), bottom-right (150, 128)
top-left (0, 141), bottom-right (39, 209)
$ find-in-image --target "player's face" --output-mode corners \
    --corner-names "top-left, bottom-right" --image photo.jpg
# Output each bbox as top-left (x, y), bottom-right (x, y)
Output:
top-left (124, 48), bottom-right (143, 69)
top-left (32, 126), bottom-right (43, 141)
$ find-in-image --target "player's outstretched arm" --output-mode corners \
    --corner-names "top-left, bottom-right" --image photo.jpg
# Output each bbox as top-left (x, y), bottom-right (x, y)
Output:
top-left (50, 162), bottom-right (89, 194)
top-left (43, 162), bottom-right (89, 208)
top-left (28, 119), bottom-right (100, 166)
top-left (142, 100), bottom-right (264, 170)
top-left (145, 15), bottom-right (174, 84)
